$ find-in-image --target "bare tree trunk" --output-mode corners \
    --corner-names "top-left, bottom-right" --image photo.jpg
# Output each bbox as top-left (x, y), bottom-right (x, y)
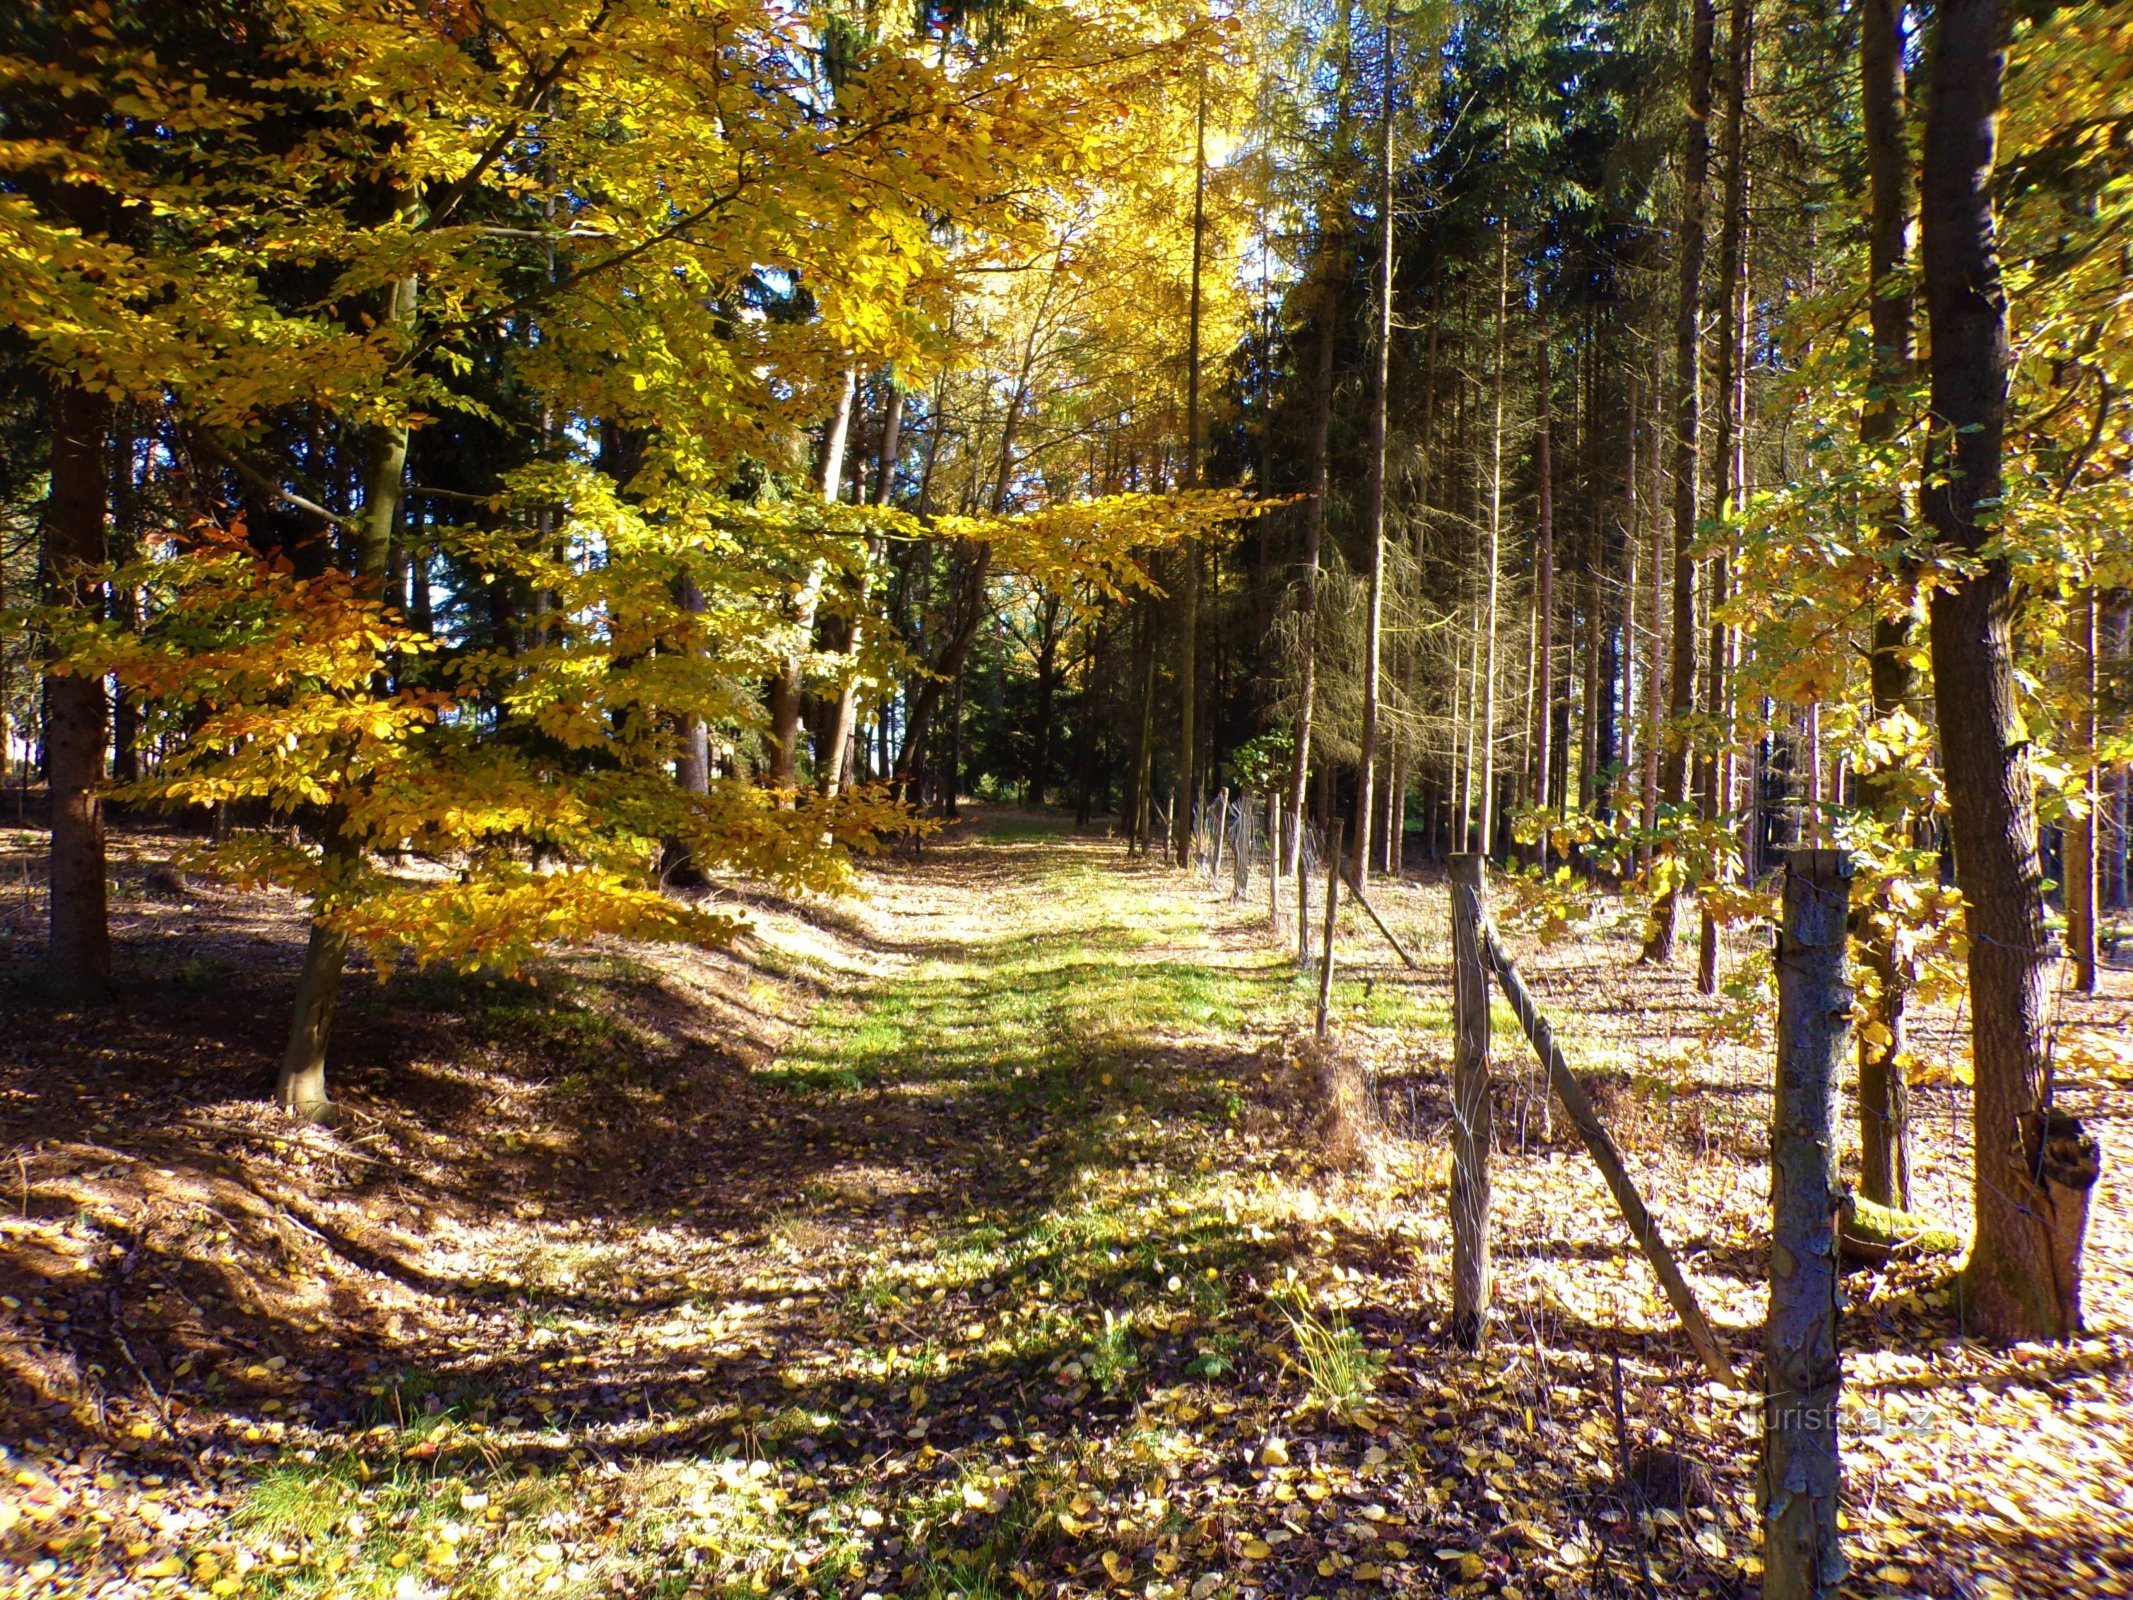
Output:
top-left (771, 364), bottom-right (858, 791)
top-left (1173, 83), bottom-right (1209, 865)
top-left (1449, 853), bottom-right (1494, 1347)
top-left (1286, 37), bottom-right (1357, 879)
top-left (1763, 849), bottom-right (1849, 1600)
top-left (2068, 587), bottom-right (2098, 992)
top-left (1353, 21), bottom-right (1395, 891)
top-left (1644, 0), bottom-right (1713, 964)
top-left (42, 378), bottom-right (112, 1005)
top-left (1699, 0), bottom-right (1753, 995)
top-left (893, 544), bottom-right (992, 805)
top-left (107, 415), bottom-right (141, 787)
top-left (1856, 0), bottom-right (1919, 1208)
top-left (1641, 338), bottom-right (1666, 872)
top-left (280, 279), bottom-right (412, 1115)
top-left (1030, 592), bottom-right (1062, 804)
top-left (1534, 346), bottom-right (1556, 867)
top-left (1315, 818), bottom-right (1345, 1038)
top-left (676, 571), bottom-right (712, 796)
top-left (1130, 605), bottom-right (1157, 853)
top-left (824, 379), bottom-right (902, 797)
top-left (1921, 0), bottom-right (2098, 1339)
top-left (1618, 367), bottom-right (1639, 829)
top-left (1478, 211), bottom-right (1508, 865)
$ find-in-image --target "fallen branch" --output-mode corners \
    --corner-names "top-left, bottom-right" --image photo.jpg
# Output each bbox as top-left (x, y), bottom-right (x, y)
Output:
top-left (1473, 900), bottom-right (1743, 1390)
top-left (107, 1292), bottom-right (211, 1491)
top-left (1608, 1348), bottom-right (1662, 1600)
top-left (1342, 872), bottom-right (1418, 969)
top-left (175, 1117), bottom-right (394, 1168)
top-left (1839, 1193), bottom-right (1962, 1264)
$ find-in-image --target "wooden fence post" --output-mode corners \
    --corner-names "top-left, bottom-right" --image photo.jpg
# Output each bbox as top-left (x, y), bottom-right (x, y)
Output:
top-left (1298, 821), bottom-right (1312, 965)
top-left (1765, 848), bottom-right (1849, 1600)
top-left (1315, 818), bottom-right (1345, 1038)
top-left (1268, 795), bottom-right (1283, 929)
top-left (1211, 786), bottom-right (1231, 879)
top-left (1448, 853), bottom-right (1493, 1346)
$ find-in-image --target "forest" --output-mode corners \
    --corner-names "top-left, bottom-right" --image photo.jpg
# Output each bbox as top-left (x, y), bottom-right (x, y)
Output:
top-left (1, 1), bottom-right (2128, 1598)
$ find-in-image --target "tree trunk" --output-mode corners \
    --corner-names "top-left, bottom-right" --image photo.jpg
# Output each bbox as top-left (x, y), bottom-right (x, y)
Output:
top-left (2067, 588), bottom-right (2098, 992)
top-left (1699, 0), bottom-right (1753, 995)
top-left (1353, 23), bottom-right (1396, 891)
top-left (1478, 209), bottom-right (1508, 865)
top-left (1618, 367), bottom-right (1640, 832)
top-left (1315, 818), bottom-right (1345, 1038)
top-left (1534, 345), bottom-right (1556, 868)
top-left (1129, 604), bottom-right (1156, 852)
top-left (42, 378), bottom-right (113, 1005)
top-left (771, 364), bottom-right (858, 790)
top-left (1641, 337), bottom-right (1666, 871)
top-left (1172, 82), bottom-right (1209, 866)
top-left (677, 576), bottom-right (714, 797)
top-left (1857, 0), bottom-right (1919, 1208)
top-left (1921, 0), bottom-right (2098, 1339)
top-left (894, 544), bottom-right (992, 805)
top-left (1644, 0), bottom-right (1714, 964)
top-left (1449, 853), bottom-right (1494, 1348)
top-left (276, 271), bottom-right (414, 1115)
top-left (1764, 849), bottom-right (1849, 1600)
top-left (1284, 42), bottom-right (1357, 880)
top-left (1030, 592), bottom-right (1061, 804)
top-left (107, 416), bottom-right (141, 787)
top-left (824, 378), bottom-right (902, 797)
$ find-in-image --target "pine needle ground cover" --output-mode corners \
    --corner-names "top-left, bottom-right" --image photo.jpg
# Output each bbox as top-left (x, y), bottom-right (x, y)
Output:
top-left (2, 812), bottom-right (2128, 1600)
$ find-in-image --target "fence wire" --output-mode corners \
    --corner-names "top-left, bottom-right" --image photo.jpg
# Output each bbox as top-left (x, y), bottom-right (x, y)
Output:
top-left (1181, 790), bottom-right (1342, 972)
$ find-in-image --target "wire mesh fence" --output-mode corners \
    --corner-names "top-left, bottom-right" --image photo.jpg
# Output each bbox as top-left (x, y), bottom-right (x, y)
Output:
top-left (1181, 789), bottom-right (1344, 972)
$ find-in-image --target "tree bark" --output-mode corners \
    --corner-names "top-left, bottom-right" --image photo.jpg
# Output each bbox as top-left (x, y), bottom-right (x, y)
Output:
top-left (277, 270), bottom-right (414, 1116)
top-left (1698, 0), bottom-right (1752, 995)
top-left (1641, 337), bottom-right (1666, 871)
top-left (1478, 205), bottom-right (1508, 865)
top-left (1170, 85), bottom-right (1214, 864)
top-left (42, 378), bottom-right (113, 1005)
top-left (824, 378), bottom-right (902, 797)
top-left (771, 364), bottom-right (857, 790)
top-left (675, 574), bottom-right (712, 795)
top-left (1764, 849), bottom-right (1849, 1600)
top-left (893, 544), bottom-right (992, 806)
top-left (1645, 0), bottom-right (1713, 964)
top-left (1920, 0), bottom-right (2097, 1339)
top-left (1284, 38), bottom-right (1357, 880)
top-left (2067, 587), bottom-right (2097, 992)
top-left (1030, 592), bottom-right (1062, 804)
top-left (1534, 345), bottom-right (1556, 868)
top-left (1449, 853), bottom-right (1494, 1348)
top-left (1129, 604), bottom-right (1156, 853)
top-left (1857, 0), bottom-right (1919, 1208)
top-left (1353, 21), bottom-right (1396, 891)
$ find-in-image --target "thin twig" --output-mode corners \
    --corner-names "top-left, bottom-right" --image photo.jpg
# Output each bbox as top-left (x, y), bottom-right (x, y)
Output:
top-left (175, 1117), bottom-right (393, 1167)
top-left (107, 1293), bottom-right (211, 1491)
top-left (1607, 1348), bottom-right (1660, 1600)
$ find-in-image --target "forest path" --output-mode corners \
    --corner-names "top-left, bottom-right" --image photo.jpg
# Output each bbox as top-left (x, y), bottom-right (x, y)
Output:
top-left (5, 812), bottom-right (2129, 1598)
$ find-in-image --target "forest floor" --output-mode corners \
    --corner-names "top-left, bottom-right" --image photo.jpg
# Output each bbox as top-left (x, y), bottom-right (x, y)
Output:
top-left (2, 808), bottom-right (2130, 1600)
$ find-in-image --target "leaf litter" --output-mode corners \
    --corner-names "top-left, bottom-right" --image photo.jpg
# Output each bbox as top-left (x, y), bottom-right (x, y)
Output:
top-left (1, 813), bottom-right (2128, 1599)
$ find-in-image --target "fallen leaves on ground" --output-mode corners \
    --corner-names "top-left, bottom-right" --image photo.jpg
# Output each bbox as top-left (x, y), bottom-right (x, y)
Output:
top-left (1, 813), bottom-right (2128, 1599)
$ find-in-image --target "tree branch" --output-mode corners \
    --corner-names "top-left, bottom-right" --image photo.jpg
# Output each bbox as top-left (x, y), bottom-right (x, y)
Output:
top-left (185, 430), bottom-right (358, 531)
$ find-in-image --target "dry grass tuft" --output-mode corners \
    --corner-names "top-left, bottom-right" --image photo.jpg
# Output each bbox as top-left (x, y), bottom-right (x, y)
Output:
top-left (1280, 1032), bottom-right (1377, 1170)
